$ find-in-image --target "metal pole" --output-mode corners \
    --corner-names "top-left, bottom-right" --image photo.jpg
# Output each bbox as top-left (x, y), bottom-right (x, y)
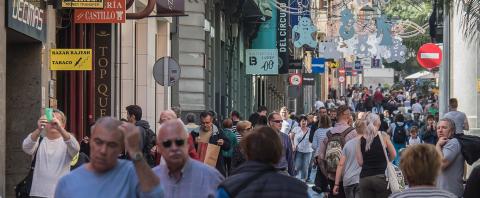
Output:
top-left (164, 57), bottom-right (169, 110)
top-left (439, 2), bottom-right (450, 117)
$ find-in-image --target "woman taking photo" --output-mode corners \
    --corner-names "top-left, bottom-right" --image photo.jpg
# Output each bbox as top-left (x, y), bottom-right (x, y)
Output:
top-left (356, 113), bottom-right (396, 198)
top-left (292, 115), bottom-right (313, 181)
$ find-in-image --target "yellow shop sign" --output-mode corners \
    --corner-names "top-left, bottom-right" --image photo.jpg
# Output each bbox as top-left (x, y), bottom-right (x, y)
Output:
top-left (50, 49), bottom-right (92, 70)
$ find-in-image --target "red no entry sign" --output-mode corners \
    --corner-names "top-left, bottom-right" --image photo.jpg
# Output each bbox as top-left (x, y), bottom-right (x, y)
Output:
top-left (417, 43), bottom-right (442, 69)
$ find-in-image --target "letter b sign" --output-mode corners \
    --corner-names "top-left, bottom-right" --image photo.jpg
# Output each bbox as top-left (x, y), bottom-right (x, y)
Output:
top-left (249, 57), bottom-right (257, 65)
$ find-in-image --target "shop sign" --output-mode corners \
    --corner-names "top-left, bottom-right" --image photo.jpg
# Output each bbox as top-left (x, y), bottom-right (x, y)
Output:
top-left (62, 0), bottom-right (104, 8)
top-left (94, 24), bottom-right (112, 118)
top-left (311, 58), bottom-right (325, 74)
top-left (328, 61), bottom-right (339, 69)
top-left (74, 0), bottom-right (125, 23)
top-left (277, 0), bottom-right (289, 74)
top-left (246, 49), bottom-right (279, 75)
top-left (303, 73), bottom-right (315, 86)
top-left (50, 49), bottom-right (93, 70)
top-left (7, 0), bottom-right (47, 42)
top-left (156, 0), bottom-right (185, 16)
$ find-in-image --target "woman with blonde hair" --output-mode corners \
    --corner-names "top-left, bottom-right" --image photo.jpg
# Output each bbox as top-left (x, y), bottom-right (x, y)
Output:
top-left (356, 113), bottom-right (396, 198)
top-left (390, 144), bottom-right (456, 198)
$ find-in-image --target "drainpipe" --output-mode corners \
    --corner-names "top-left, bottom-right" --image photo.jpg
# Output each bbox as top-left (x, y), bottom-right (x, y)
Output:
top-left (126, 0), bottom-right (155, 19)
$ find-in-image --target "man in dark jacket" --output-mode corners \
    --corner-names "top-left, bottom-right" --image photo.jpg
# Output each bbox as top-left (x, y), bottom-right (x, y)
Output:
top-left (217, 126), bottom-right (308, 198)
top-left (126, 105), bottom-right (156, 167)
top-left (192, 111), bottom-right (231, 176)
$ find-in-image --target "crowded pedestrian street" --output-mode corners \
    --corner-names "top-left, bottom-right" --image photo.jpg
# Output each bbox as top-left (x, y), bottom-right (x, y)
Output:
top-left (1, 0), bottom-right (480, 197)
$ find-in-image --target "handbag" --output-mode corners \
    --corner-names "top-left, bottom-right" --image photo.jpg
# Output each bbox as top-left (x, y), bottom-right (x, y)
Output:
top-left (377, 131), bottom-right (405, 193)
top-left (15, 137), bottom-right (43, 198)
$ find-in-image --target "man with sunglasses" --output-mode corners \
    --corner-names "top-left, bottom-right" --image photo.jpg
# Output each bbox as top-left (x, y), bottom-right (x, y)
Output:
top-left (55, 117), bottom-right (163, 198)
top-left (268, 112), bottom-right (295, 176)
top-left (154, 120), bottom-right (224, 198)
top-left (191, 111), bottom-right (231, 176)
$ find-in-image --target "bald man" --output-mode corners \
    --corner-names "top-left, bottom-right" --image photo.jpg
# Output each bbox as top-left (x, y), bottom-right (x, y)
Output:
top-left (153, 120), bottom-right (223, 197)
top-left (55, 117), bottom-right (163, 198)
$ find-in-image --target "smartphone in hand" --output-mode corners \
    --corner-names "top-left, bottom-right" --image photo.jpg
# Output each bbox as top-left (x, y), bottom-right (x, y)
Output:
top-left (45, 108), bottom-right (54, 122)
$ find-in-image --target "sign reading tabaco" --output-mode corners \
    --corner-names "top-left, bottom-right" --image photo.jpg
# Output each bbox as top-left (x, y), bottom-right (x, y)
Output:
top-left (7, 0), bottom-right (47, 42)
top-left (95, 24), bottom-right (112, 118)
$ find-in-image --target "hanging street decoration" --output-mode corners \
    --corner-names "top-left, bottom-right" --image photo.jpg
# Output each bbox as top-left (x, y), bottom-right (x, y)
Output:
top-left (376, 15), bottom-right (394, 46)
top-left (292, 17), bottom-right (318, 48)
top-left (319, 39), bottom-right (342, 59)
top-left (385, 37), bottom-right (407, 63)
top-left (354, 35), bottom-right (372, 58)
top-left (339, 9), bottom-right (356, 40)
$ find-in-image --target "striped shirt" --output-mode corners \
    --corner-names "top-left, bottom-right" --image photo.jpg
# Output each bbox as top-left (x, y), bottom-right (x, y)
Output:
top-left (235, 132), bottom-right (242, 142)
top-left (389, 187), bottom-right (457, 198)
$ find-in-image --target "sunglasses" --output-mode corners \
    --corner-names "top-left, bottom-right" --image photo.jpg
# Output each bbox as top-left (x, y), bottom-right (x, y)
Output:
top-left (162, 138), bottom-right (186, 148)
top-left (271, 120), bottom-right (283, 124)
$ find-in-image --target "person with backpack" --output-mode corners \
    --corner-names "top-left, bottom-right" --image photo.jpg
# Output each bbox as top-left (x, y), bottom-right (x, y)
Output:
top-left (317, 105), bottom-right (357, 198)
top-left (126, 105), bottom-right (156, 167)
top-left (216, 126), bottom-right (308, 198)
top-left (356, 113), bottom-right (396, 198)
top-left (332, 118), bottom-right (366, 198)
top-left (387, 114), bottom-right (408, 166)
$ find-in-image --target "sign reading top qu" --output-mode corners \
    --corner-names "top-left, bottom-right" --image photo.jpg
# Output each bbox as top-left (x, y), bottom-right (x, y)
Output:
top-left (292, 17), bottom-right (318, 48)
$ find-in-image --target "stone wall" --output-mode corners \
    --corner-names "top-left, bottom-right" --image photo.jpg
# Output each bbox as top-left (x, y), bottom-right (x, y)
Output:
top-left (5, 43), bottom-right (42, 197)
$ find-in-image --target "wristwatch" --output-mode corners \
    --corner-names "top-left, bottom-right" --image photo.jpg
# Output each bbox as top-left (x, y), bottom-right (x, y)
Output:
top-left (131, 152), bottom-right (143, 162)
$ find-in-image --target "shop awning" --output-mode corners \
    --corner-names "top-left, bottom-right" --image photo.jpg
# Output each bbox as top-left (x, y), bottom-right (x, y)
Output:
top-left (405, 71), bottom-right (438, 79)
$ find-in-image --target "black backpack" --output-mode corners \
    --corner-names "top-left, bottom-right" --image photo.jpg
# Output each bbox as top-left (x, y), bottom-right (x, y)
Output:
top-left (454, 134), bottom-right (480, 165)
top-left (393, 123), bottom-right (407, 144)
top-left (142, 128), bottom-right (156, 167)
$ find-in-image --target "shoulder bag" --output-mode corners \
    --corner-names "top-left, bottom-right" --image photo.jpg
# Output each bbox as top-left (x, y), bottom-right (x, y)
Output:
top-left (15, 137), bottom-right (43, 198)
top-left (377, 131), bottom-right (405, 193)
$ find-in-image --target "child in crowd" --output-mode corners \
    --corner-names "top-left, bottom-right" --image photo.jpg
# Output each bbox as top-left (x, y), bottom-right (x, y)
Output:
top-left (408, 126), bottom-right (422, 146)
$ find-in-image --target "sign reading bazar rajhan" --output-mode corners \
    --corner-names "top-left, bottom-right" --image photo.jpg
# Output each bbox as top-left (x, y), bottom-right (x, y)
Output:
top-left (7, 0), bottom-right (47, 42)
top-left (62, 0), bottom-right (104, 8)
top-left (74, 0), bottom-right (125, 23)
top-left (50, 49), bottom-right (93, 70)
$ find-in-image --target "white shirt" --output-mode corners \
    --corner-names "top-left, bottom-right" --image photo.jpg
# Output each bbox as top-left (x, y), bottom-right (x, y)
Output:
top-left (292, 127), bottom-right (313, 153)
top-left (412, 102), bottom-right (423, 114)
top-left (408, 136), bottom-right (422, 145)
top-left (23, 134), bottom-right (80, 198)
top-left (281, 119), bottom-right (297, 134)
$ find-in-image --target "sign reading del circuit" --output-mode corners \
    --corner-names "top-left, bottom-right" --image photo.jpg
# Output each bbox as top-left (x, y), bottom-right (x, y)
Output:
top-left (8, 0), bottom-right (47, 42)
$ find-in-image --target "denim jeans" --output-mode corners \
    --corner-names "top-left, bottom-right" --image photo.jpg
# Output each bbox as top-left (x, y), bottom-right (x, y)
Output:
top-left (294, 151), bottom-right (312, 180)
top-left (344, 183), bottom-right (359, 198)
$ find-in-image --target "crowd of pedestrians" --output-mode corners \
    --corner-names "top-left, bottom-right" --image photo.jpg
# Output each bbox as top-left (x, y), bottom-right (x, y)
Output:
top-left (17, 82), bottom-right (480, 198)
